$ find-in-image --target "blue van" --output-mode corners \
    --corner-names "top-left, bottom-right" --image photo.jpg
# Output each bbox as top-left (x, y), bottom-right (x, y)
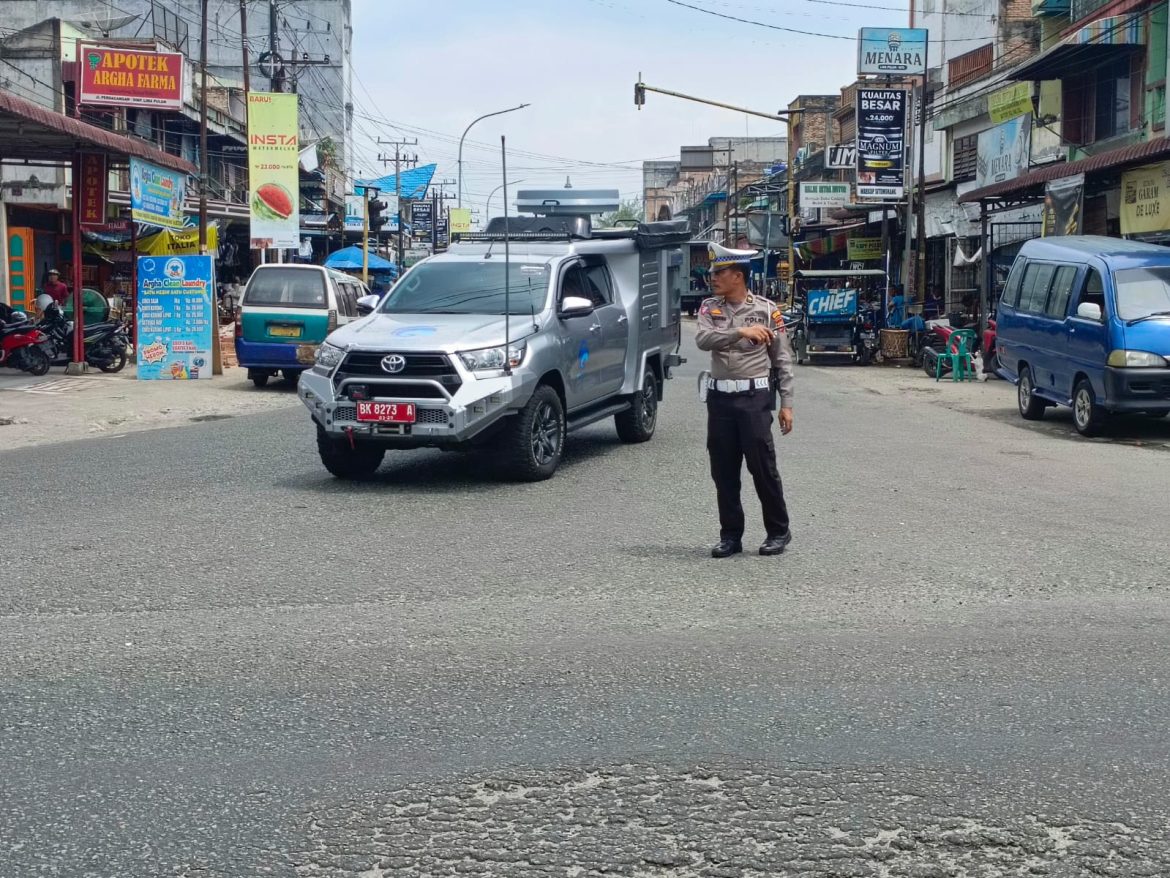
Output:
top-left (997, 236), bottom-right (1170, 435)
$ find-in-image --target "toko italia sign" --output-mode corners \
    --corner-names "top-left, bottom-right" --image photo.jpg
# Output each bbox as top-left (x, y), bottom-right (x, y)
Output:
top-left (857, 28), bottom-right (928, 76)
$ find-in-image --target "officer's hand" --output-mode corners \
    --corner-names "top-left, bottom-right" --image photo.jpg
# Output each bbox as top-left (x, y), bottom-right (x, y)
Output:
top-left (737, 325), bottom-right (774, 345)
top-left (778, 407), bottom-right (794, 435)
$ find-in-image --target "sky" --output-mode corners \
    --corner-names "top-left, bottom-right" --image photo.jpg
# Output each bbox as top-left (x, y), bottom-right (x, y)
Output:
top-left (349, 0), bottom-right (912, 223)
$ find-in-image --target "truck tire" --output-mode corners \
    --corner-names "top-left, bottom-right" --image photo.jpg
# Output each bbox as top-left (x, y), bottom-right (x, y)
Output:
top-left (316, 424), bottom-right (384, 479)
top-left (501, 384), bottom-right (564, 481)
top-left (615, 367), bottom-right (658, 443)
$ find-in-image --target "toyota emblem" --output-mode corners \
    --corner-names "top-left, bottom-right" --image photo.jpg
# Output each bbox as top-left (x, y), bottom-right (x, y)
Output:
top-left (380, 354), bottom-right (406, 374)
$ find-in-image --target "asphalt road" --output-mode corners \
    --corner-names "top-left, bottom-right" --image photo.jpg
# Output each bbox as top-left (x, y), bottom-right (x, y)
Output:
top-left (4, 332), bottom-right (1170, 877)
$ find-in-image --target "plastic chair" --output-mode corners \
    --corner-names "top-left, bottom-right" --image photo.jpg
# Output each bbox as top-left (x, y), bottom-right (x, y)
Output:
top-left (935, 328), bottom-right (977, 382)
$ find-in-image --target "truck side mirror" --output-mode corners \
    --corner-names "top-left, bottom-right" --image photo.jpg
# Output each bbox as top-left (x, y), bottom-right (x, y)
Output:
top-left (559, 296), bottom-right (594, 318)
top-left (356, 294), bottom-right (380, 315)
top-left (1076, 301), bottom-right (1102, 322)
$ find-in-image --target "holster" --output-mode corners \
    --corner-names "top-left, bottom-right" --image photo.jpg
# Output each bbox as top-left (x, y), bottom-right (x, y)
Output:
top-left (769, 367), bottom-right (780, 410)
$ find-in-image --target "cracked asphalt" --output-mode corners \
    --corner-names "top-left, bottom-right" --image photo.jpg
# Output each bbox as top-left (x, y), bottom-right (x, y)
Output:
top-left (3, 330), bottom-right (1170, 877)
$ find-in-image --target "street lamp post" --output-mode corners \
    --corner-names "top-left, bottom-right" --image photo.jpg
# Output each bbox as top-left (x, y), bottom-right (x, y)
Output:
top-left (457, 103), bottom-right (530, 209)
top-left (485, 179), bottom-right (525, 222)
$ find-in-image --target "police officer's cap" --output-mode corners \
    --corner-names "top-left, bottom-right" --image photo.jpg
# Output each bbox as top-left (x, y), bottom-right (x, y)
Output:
top-left (708, 242), bottom-right (758, 271)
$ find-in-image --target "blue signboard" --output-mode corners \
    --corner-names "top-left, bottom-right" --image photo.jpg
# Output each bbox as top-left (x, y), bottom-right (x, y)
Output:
top-left (807, 288), bottom-right (859, 322)
top-left (857, 27), bottom-right (928, 76)
top-left (136, 255), bottom-right (214, 380)
top-left (130, 157), bottom-right (187, 230)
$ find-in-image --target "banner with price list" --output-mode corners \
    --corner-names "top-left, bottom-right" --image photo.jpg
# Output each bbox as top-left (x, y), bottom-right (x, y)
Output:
top-left (136, 255), bottom-right (214, 380)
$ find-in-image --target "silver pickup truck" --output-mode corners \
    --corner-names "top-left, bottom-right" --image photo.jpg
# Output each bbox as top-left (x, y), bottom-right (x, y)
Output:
top-left (298, 197), bottom-right (688, 481)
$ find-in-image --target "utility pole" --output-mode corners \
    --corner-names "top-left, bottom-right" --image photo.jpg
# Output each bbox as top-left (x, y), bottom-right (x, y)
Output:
top-left (727, 160), bottom-right (738, 246)
top-left (239, 0), bottom-right (251, 94)
top-left (377, 138), bottom-right (418, 272)
top-left (915, 62), bottom-right (929, 309)
top-left (362, 185), bottom-right (370, 285)
top-left (268, 0), bottom-right (280, 91)
top-left (198, 0), bottom-right (209, 255)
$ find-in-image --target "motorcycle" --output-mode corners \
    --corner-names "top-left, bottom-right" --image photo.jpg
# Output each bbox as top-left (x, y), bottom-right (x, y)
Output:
top-left (36, 299), bottom-right (130, 372)
top-left (0, 311), bottom-right (51, 375)
top-left (853, 301), bottom-right (881, 366)
top-left (780, 302), bottom-right (809, 365)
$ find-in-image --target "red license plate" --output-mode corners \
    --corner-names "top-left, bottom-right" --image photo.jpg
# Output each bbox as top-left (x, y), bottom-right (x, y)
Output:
top-left (355, 401), bottom-right (416, 423)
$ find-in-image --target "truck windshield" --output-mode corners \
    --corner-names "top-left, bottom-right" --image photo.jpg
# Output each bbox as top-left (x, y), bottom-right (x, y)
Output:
top-left (380, 261), bottom-right (551, 315)
top-left (1114, 266), bottom-right (1170, 321)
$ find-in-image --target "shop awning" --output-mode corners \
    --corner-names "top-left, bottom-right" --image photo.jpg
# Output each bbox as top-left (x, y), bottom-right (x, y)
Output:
top-left (1009, 14), bottom-right (1146, 81)
top-left (301, 213), bottom-right (339, 230)
top-left (959, 135), bottom-right (1170, 204)
top-left (0, 87), bottom-right (196, 174)
top-left (356, 164), bottom-right (437, 201)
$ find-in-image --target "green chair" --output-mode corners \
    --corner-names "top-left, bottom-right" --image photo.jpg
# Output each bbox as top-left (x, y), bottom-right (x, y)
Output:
top-left (935, 328), bottom-right (977, 382)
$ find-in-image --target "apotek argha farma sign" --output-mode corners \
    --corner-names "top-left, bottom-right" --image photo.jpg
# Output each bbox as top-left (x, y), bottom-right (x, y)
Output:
top-left (77, 43), bottom-right (184, 110)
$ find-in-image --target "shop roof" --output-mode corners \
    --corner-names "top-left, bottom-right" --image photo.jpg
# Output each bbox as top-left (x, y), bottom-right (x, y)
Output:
top-left (0, 88), bottom-right (196, 175)
top-left (959, 136), bottom-right (1170, 205)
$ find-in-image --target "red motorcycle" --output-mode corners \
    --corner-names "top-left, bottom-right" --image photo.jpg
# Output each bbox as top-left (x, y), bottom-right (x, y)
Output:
top-left (0, 311), bottom-right (51, 375)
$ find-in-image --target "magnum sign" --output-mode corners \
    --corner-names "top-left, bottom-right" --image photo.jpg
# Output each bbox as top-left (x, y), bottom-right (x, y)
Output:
top-left (856, 89), bottom-right (906, 200)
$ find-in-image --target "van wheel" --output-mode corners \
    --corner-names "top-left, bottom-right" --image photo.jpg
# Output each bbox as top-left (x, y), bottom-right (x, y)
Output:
top-left (1072, 378), bottom-right (1108, 437)
top-left (615, 367), bottom-right (658, 443)
top-left (249, 369), bottom-right (270, 388)
top-left (316, 425), bottom-right (384, 479)
top-left (501, 385), bottom-right (564, 481)
top-left (1017, 365), bottom-right (1046, 420)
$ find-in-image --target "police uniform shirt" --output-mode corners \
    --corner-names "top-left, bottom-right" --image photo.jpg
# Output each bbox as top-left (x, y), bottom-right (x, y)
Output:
top-left (695, 294), bottom-right (795, 408)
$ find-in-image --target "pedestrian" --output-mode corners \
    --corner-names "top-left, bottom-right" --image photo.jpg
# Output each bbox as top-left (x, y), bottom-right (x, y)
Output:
top-left (696, 242), bottom-right (795, 559)
top-left (43, 269), bottom-right (69, 307)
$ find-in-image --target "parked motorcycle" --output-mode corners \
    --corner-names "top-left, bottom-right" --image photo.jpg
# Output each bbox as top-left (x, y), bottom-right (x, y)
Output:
top-left (36, 297), bottom-right (130, 372)
top-left (780, 302), bottom-right (809, 365)
top-left (0, 311), bottom-right (51, 375)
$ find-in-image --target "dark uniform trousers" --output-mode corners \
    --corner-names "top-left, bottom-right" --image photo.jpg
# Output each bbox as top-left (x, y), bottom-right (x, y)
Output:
top-left (706, 388), bottom-right (790, 541)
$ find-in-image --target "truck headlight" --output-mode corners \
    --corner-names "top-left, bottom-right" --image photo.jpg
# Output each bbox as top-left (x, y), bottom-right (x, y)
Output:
top-left (315, 341), bottom-right (345, 370)
top-left (458, 343), bottom-right (526, 372)
top-left (1107, 349), bottom-right (1169, 368)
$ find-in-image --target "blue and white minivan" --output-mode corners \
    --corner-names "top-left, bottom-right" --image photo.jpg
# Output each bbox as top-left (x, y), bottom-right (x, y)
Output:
top-left (997, 236), bottom-right (1170, 435)
top-left (234, 264), bottom-right (371, 388)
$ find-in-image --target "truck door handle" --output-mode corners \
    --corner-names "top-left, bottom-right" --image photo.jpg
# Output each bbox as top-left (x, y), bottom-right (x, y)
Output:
top-left (617, 314), bottom-right (628, 325)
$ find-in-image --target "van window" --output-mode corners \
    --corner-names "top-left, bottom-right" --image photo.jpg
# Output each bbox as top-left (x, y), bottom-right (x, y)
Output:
top-left (1019, 263), bottom-right (1056, 314)
top-left (1001, 259), bottom-right (1025, 308)
top-left (334, 280), bottom-right (357, 317)
top-left (1045, 265), bottom-right (1078, 318)
top-left (1114, 266), bottom-right (1170, 321)
top-left (244, 268), bottom-right (327, 308)
top-left (1075, 268), bottom-right (1106, 317)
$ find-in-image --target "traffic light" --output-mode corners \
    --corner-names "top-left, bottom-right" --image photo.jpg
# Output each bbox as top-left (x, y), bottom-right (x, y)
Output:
top-left (634, 82), bottom-right (645, 109)
top-left (368, 198), bottom-right (388, 231)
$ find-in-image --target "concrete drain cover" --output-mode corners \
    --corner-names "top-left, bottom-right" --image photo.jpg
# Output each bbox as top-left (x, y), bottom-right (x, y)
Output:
top-left (291, 764), bottom-right (1167, 876)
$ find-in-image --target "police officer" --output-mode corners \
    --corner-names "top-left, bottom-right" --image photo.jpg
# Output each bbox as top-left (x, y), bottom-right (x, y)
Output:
top-left (696, 243), bottom-right (795, 558)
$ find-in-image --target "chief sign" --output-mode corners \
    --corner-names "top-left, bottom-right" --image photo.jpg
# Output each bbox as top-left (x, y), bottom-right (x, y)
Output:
top-left (857, 28), bottom-right (928, 77)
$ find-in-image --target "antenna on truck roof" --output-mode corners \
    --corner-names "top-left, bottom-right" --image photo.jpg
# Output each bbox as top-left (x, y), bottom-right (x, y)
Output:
top-left (501, 135), bottom-right (512, 376)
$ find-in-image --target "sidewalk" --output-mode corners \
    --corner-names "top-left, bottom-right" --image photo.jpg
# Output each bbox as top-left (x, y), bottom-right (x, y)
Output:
top-left (804, 356), bottom-right (1017, 416)
top-left (0, 331), bottom-right (301, 451)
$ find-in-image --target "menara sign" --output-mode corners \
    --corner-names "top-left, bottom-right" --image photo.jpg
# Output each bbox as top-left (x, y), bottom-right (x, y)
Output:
top-left (77, 43), bottom-right (184, 110)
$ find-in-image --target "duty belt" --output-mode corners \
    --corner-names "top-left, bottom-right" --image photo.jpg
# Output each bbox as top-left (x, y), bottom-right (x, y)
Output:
top-left (705, 377), bottom-right (770, 393)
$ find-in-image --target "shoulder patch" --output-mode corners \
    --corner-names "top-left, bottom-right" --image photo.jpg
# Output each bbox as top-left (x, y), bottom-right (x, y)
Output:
top-left (771, 309), bottom-right (783, 324)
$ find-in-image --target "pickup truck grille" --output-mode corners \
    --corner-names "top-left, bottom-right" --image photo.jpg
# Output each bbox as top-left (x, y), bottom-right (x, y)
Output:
top-left (340, 351), bottom-right (457, 378)
top-left (335, 351), bottom-right (462, 396)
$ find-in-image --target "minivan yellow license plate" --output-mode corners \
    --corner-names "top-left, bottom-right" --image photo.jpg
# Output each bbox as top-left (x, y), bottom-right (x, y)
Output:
top-left (270, 325), bottom-right (302, 338)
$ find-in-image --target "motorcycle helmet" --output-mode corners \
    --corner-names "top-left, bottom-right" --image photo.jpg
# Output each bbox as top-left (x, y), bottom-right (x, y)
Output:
top-left (35, 293), bottom-right (54, 312)
top-left (6, 310), bottom-right (29, 325)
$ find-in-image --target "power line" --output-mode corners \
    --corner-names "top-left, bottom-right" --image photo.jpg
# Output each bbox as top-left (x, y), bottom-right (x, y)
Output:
top-left (662, 0), bottom-right (999, 42)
